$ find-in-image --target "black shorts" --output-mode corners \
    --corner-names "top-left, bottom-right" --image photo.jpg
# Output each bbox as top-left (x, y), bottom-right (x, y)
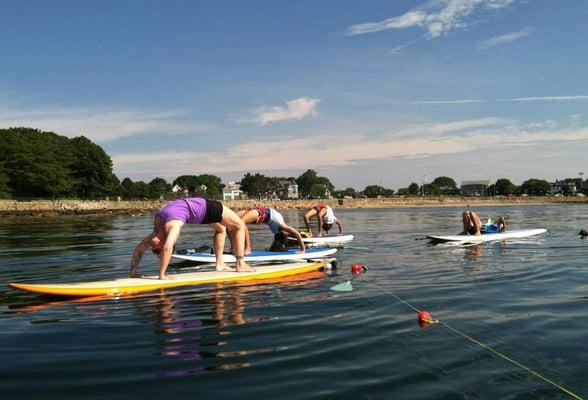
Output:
top-left (202, 199), bottom-right (223, 224)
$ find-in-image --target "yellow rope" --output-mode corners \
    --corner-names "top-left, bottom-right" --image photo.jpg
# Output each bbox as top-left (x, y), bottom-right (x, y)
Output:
top-left (366, 280), bottom-right (583, 399)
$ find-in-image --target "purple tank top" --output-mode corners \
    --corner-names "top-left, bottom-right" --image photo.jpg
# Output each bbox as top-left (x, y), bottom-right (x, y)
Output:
top-left (156, 198), bottom-right (207, 224)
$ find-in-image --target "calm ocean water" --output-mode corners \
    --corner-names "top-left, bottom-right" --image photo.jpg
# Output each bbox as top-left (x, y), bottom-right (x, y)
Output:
top-left (1, 205), bottom-right (587, 399)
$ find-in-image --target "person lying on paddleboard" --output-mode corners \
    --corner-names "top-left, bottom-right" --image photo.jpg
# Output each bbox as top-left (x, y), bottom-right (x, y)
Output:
top-left (460, 211), bottom-right (506, 236)
top-left (236, 206), bottom-right (306, 254)
top-left (131, 197), bottom-right (254, 279)
top-left (303, 203), bottom-right (343, 237)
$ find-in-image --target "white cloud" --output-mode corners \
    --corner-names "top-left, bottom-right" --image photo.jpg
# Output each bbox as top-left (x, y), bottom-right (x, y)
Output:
top-left (113, 116), bottom-right (588, 180)
top-left (479, 27), bottom-right (531, 49)
top-left (346, 0), bottom-right (516, 38)
top-left (250, 97), bottom-right (320, 125)
top-left (0, 105), bottom-right (208, 142)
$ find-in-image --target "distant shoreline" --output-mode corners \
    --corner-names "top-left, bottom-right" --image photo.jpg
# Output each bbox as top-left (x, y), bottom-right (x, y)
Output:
top-left (0, 197), bottom-right (586, 217)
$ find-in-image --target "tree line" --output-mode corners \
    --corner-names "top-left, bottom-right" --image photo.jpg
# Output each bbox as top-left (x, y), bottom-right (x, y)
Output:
top-left (0, 127), bottom-right (585, 200)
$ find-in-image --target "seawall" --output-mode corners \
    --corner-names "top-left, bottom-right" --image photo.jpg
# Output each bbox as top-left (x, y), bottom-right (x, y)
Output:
top-left (0, 196), bottom-right (585, 216)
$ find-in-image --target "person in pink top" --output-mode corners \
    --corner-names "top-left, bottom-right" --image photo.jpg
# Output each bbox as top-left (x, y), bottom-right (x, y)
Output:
top-left (131, 198), bottom-right (254, 279)
top-left (236, 206), bottom-right (306, 254)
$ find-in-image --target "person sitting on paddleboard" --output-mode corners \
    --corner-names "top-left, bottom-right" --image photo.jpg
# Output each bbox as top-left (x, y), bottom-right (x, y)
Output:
top-left (131, 197), bottom-right (254, 279)
top-left (303, 203), bottom-right (343, 237)
top-left (460, 211), bottom-right (506, 236)
top-left (236, 207), bottom-right (306, 254)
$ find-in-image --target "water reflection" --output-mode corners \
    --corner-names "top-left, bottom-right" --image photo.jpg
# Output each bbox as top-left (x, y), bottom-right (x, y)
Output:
top-left (464, 244), bottom-right (483, 262)
top-left (0, 215), bottom-right (116, 257)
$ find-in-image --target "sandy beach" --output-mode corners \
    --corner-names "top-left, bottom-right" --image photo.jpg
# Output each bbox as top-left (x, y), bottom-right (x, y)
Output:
top-left (0, 196), bottom-right (585, 216)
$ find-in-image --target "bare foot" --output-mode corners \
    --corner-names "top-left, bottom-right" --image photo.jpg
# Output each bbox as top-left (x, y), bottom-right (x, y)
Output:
top-left (216, 264), bottom-right (236, 272)
top-left (244, 249), bottom-right (252, 256)
top-left (236, 262), bottom-right (255, 272)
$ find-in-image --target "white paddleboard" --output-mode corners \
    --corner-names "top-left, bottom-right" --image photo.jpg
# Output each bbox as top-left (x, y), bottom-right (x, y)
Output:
top-left (9, 261), bottom-right (326, 297)
top-left (289, 234), bottom-right (354, 247)
top-left (427, 228), bottom-right (547, 243)
top-left (172, 247), bottom-right (337, 263)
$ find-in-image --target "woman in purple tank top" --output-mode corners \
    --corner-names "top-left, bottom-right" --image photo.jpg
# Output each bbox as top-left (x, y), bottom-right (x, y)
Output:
top-left (131, 197), bottom-right (254, 279)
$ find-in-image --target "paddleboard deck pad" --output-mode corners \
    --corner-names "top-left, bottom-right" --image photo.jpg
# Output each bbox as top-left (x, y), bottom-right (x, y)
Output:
top-left (9, 261), bottom-right (326, 297)
top-left (172, 247), bottom-right (337, 263)
top-left (289, 234), bottom-right (354, 247)
top-left (427, 228), bottom-right (547, 243)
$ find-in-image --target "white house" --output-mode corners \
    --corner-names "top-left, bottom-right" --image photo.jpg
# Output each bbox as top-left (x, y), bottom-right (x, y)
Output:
top-left (276, 179), bottom-right (299, 199)
top-left (223, 181), bottom-right (243, 201)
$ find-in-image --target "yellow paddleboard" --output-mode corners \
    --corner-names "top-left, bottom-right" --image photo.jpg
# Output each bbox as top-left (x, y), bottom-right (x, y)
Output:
top-left (9, 261), bottom-right (326, 297)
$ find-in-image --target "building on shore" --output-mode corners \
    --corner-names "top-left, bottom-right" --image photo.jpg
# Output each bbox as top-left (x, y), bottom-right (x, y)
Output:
top-left (222, 182), bottom-right (244, 201)
top-left (460, 180), bottom-right (490, 196)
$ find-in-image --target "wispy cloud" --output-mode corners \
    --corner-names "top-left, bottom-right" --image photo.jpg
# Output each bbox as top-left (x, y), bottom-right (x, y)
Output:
top-left (413, 95), bottom-right (588, 104)
top-left (249, 97), bottom-right (320, 125)
top-left (411, 99), bottom-right (484, 104)
top-left (346, 0), bottom-right (516, 38)
top-left (479, 27), bottom-right (531, 49)
top-left (113, 116), bottom-right (588, 180)
top-left (505, 96), bottom-right (588, 102)
top-left (0, 105), bottom-right (208, 142)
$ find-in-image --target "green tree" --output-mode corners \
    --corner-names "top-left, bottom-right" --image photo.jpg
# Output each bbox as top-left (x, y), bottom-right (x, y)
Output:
top-left (173, 174), bottom-right (224, 198)
top-left (134, 181), bottom-right (150, 199)
top-left (173, 175), bottom-right (201, 192)
top-left (0, 162), bottom-right (11, 198)
top-left (494, 178), bottom-right (518, 196)
top-left (148, 177), bottom-right (171, 199)
top-left (0, 127), bottom-right (117, 199)
top-left (521, 178), bottom-right (551, 196)
top-left (120, 177), bottom-right (137, 199)
top-left (0, 128), bottom-right (73, 197)
top-left (196, 174), bottom-right (224, 199)
top-left (240, 173), bottom-right (277, 199)
top-left (296, 169), bottom-right (334, 198)
top-left (431, 176), bottom-right (458, 195)
top-left (363, 185), bottom-right (384, 198)
top-left (69, 136), bottom-right (115, 198)
top-left (408, 182), bottom-right (420, 195)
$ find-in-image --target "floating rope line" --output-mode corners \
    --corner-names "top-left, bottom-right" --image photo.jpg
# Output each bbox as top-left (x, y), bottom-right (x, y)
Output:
top-left (363, 279), bottom-right (583, 400)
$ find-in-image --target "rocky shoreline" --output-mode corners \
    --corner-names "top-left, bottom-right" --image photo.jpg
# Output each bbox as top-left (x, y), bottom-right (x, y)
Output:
top-left (0, 196), bottom-right (586, 216)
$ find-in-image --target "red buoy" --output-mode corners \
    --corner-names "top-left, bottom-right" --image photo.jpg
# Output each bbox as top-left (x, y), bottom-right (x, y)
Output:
top-left (351, 263), bottom-right (366, 275)
top-left (418, 311), bottom-right (433, 324)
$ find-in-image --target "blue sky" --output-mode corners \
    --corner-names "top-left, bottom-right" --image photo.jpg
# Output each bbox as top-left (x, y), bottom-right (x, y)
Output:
top-left (2, 0), bottom-right (588, 190)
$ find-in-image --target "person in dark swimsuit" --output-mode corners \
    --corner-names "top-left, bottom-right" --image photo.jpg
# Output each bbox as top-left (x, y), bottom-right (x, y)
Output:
top-left (131, 198), bottom-right (254, 279)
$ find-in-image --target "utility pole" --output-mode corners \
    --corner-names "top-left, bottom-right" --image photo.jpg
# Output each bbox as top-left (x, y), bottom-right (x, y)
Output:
top-left (422, 175), bottom-right (427, 196)
top-left (580, 172), bottom-right (584, 191)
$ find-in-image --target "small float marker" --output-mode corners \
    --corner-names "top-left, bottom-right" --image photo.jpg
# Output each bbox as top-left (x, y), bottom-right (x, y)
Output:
top-left (417, 311), bottom-right (438, 326)
top-left (351, 263), bottom-right (367, 275)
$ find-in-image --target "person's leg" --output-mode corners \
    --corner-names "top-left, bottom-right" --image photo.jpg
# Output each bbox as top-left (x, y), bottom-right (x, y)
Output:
top-left (461, 211), bottom-right (470, 235)
top-left (303, 208), bottom-right (318, 235)
top-left (237, 209), bottom-right (260, 255)
top-left (220, 206), bottom-right (254, 272)
top-left (209, 223), bottom-right (233, 272)
top-left (469, 211), bottom-right (483, 235)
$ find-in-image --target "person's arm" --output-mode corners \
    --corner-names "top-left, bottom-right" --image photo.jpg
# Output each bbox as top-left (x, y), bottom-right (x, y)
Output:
top-left (159, 223), bottom-right (182, 279)
top-left (335, 219), bottom-right (343, 235)
top-left (130, 232), bottom-right (155, 278)
top-left (282, 224), bottom-right (306, 252)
